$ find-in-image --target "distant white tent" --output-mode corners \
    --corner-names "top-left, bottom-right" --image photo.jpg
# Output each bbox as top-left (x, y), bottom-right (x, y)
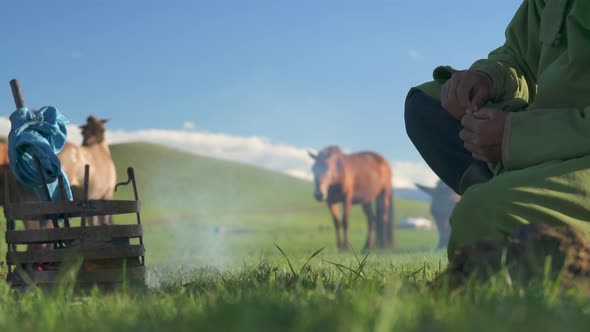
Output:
top-left (398, 217), bottom-right (435, 230)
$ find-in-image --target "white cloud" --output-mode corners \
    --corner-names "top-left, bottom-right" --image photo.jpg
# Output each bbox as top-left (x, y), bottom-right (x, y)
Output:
top-left (182, 121), bottom-right (195, 130)
top-left (408, 49), bottom-right (424, 61)
top-left (103, 128), bottom-right (437, 189)
top-left (391, 161), bottom-right (438, 189)
top-left (0, 117), bottom-right (10, 134)
top-left (0, 116), bottom-right (438, 189)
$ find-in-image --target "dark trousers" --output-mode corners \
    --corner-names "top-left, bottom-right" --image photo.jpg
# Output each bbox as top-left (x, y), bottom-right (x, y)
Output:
top-left (404, 89), bottom-right (492, 194)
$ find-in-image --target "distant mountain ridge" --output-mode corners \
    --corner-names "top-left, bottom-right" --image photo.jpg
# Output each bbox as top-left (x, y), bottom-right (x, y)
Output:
top-left (394, 188), bottom-right (431, 202)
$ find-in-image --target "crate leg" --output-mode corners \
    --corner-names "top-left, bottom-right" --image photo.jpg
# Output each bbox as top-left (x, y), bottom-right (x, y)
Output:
top-left (81, 164), bottom-right (90, 228)
top-left (129, 168), bottom-right (145, 266)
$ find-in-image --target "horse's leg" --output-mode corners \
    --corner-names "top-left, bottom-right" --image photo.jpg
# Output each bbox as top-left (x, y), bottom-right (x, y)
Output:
top-left (362, 203), bottom-right (375, 251)
top-left (341, 197), bottom-right (352, 250)
top-left (23, 219), bottom-right (54, 273)
top-left (24, 219), bottom-right (39, 231)
top-left (87, 215), bottom-right (97, 226)
top-left (380, 189), bottom-right (394, 249)
top-left (91, 210), bottom-right (105, 226)
top-left (375, 195), bottom-right (385, 247)
top-left (38, 219), bottom-right (53, 247)
top-left (96, 214), bottom-right (106, 226)
top-left (328, 203), bottom-right (343, 249)
top-left (102, 192), bottom-right (115, 225)
top-left (24, 219), bottom-right (52, 248)
top-left (23, 219), bottom-right (39, 274)
top-left (100, 213), bottom-right (111, 225)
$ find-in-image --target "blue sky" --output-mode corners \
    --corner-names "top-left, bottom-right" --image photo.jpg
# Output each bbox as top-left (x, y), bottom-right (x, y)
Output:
top-left (1, 0), bottom-right (521, 173)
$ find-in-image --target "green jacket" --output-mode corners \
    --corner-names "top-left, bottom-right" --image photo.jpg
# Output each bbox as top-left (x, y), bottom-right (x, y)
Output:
top-left (415, 0), bottom-right (590, 257)
top-left (414, 0), bottom-right (590, 172)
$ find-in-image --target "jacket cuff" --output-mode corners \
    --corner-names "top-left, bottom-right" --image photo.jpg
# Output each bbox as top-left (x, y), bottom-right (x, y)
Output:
top-left (469, 59), bottom-right (510, 102)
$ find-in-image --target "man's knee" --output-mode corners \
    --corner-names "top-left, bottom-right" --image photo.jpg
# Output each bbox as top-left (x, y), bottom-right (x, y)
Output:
top-left (404, 89), bottom-right (440, 141)
top-left (404, 89), bottom-right (424, 138)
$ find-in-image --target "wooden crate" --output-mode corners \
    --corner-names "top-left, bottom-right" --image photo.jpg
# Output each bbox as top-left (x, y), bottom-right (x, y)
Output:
top-left (4, 166), bottom-right (146, 291)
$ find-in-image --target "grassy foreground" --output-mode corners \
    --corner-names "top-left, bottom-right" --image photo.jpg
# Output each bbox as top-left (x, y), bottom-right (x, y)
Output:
top-left (0, 143), bottom-right (589, 331)
top-left (0, 252), bottom-right (589, 332)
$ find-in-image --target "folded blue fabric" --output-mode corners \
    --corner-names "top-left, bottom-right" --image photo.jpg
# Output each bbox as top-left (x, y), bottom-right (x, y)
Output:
top-left (8, 106), bottom-right (73, 201)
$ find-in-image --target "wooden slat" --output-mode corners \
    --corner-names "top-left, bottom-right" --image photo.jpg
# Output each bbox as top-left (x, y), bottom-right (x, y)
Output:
top-left (5, 200), bottom-right (140, 220)
top-left (6, 245), bottom-right (144, 264)
top-left (6, 225), bottom-right (143, 244)
top-left (7, 266), bottom-right (145, 285)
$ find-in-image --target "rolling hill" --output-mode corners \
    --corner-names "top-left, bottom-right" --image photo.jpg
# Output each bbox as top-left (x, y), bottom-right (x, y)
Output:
top-left (0, 141), bottom-right (434, 265)
top-left (107, 142), bottom-right (437, 264)
top-left (110, 142), bottom-right (431, 224)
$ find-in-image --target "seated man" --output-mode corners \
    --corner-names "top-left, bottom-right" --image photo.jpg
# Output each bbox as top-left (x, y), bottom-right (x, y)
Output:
top-left (404, 0), bottom-right (590, 259)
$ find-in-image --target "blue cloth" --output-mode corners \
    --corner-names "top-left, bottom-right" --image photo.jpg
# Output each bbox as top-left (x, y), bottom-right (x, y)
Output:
top-left (8, 106), bottom-right (73, 201)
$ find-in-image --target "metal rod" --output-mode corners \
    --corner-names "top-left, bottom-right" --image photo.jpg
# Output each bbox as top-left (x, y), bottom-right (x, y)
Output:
top-left (81, 164), bottom-right (90, 227)
top-left (34, 157), bottom-right (59, 227)
top-left (129, 167), bottom-right (144, 265)
top-left (34, 157), bottom-right (65, 249)
top-left (57, 175), bottom-right (71, 228)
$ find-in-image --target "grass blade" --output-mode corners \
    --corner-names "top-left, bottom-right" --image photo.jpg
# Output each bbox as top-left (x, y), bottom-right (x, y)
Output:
top-left (274, 243), bottom-right (297, 277)
top-left (300, 247), bottom-right (325, 273)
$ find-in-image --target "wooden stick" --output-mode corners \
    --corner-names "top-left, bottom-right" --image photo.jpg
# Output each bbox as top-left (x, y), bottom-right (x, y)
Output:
top-left (4, 171), bottom-right (16, 261)
top-left (10, 79), bottom-right (26, 109)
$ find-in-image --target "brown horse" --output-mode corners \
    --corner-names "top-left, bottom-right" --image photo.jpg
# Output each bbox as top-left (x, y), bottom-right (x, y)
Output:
top-left (0, 141), bottom-right (10, 206)
top-left (58, 115), bottom-right (117, 226)
top-left (0, 141), bottom-right (39, 215)
top-left (0, 141), bottom-right (56, 237)
top-left (309, 146), bottom-right (394, 250)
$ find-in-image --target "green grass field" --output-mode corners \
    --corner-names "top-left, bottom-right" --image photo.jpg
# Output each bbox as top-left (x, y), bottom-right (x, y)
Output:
top-left (109, 142), bottom-right (438, 266)
top-left (1, 142), bottom-right (589, 331)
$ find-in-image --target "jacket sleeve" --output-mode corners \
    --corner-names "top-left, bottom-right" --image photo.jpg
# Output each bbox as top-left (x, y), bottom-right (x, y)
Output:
top-left (504, 106), bottom-right (590, 170)
top-left (469, 0), bottom-right (543, 105)
top-left (501, 2), bottom-right (590, 171)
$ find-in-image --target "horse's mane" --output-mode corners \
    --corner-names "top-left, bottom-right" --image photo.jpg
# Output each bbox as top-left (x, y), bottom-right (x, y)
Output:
top-left (319, 145), bottom-right (343, 158)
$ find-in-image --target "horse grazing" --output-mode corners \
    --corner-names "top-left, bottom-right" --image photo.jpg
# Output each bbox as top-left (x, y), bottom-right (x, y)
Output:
top-left (416, 180), bottom-right (460, 249)
top-left (58, 115), bottom-right (117, 226)
top-left (309, 146), bottom-right (394, 250)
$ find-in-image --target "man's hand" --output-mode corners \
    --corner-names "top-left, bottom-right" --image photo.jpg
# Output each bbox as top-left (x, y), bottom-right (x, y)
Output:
top-left (441, 70), bottom-right (494, 120)
top-left (460, 108), bottom-right (506, 162)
